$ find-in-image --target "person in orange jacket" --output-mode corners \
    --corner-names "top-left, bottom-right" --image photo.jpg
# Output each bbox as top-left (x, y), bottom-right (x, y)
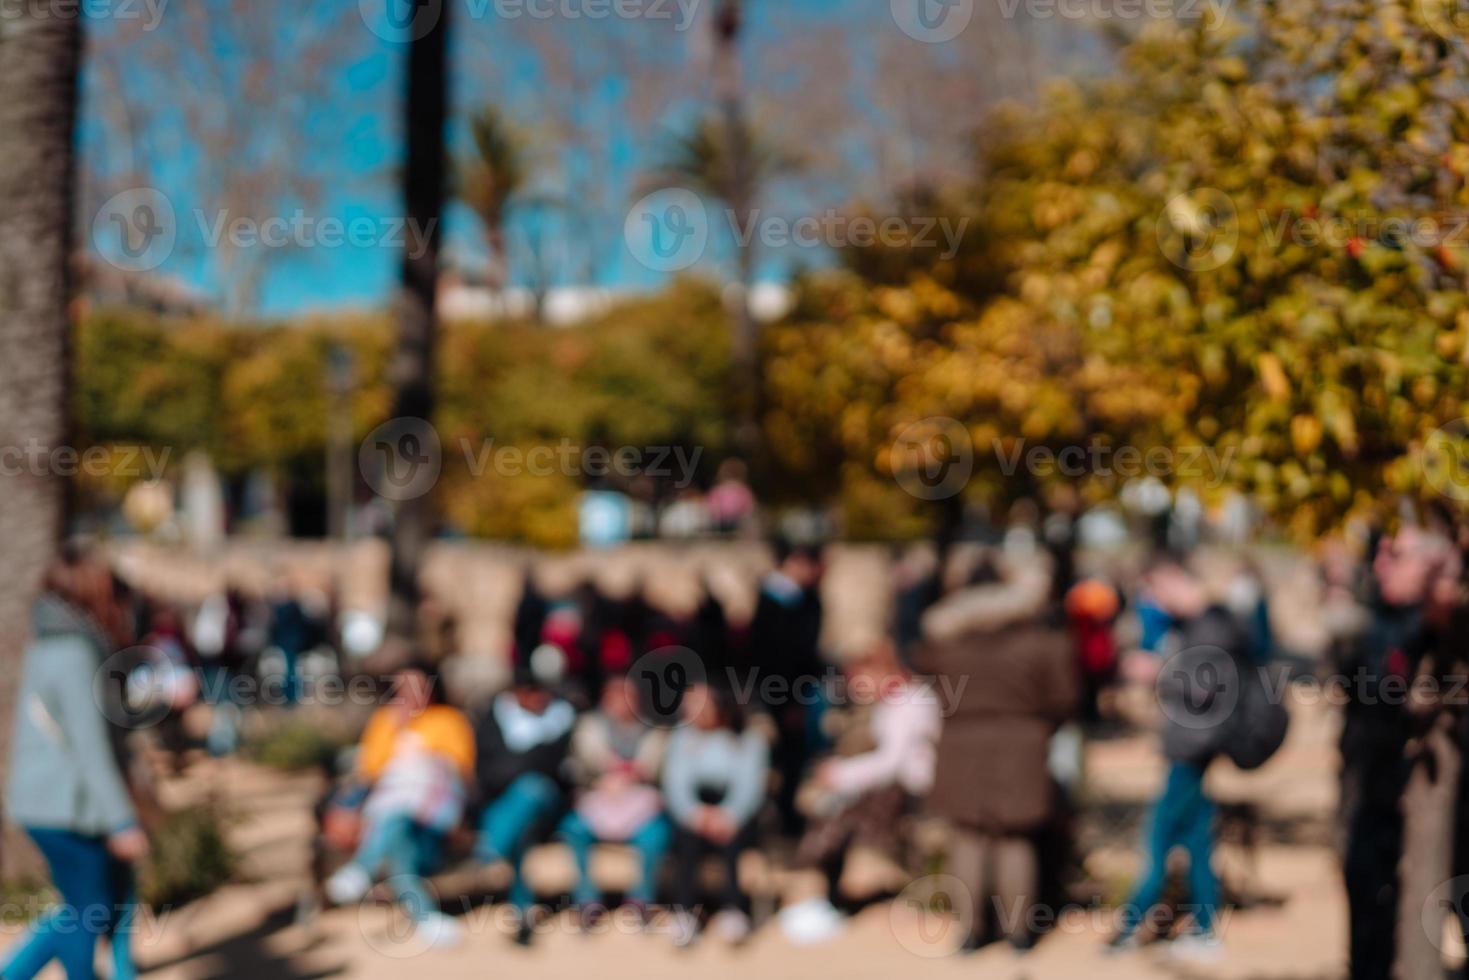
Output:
top-left (326, 661), bottom-right (474, 949)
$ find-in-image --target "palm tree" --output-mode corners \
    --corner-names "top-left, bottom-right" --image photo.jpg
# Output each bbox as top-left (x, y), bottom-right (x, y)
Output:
top-left (385, 1), bottom-right (449, 647)
top-left (648, 0), bottom-right (796, 465)
top-left (459, 105), bottom-right (528, 305)
top-left (0, 8), bottom-right (82, 864)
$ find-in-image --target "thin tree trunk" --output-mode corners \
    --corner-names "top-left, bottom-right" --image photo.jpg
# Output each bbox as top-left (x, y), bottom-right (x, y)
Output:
top-left (0, 8), bottom-right (82, 872)
top-left (385, 7), bottom-right (448, 646)
top-left (713, 0), bottom-right (761, 467)
top-left (1395, 713), bottom-right (1460, 980)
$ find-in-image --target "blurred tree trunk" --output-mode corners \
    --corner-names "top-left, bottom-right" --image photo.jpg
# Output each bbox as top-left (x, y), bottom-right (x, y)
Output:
top-left (712, 0), bottom-right (761, 467)
top-left (385, 3), bottom-right (449, 648)
top-left (0, 10), bottom-right (82, 871)
top-left (1395, 714), bottom-right (1461, 980)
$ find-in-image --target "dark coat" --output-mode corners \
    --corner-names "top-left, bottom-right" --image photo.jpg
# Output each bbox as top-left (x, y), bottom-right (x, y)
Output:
top-left (915, 570), bottom-right (1079, 835)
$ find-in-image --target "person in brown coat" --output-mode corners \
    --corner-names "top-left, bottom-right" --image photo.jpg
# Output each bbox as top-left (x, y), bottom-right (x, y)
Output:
top-left (914, 550), bottom-right (1079, 951)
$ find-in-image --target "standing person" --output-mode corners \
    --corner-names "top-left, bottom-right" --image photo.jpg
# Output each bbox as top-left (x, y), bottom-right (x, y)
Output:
top-left (267, 577), bottom-right (310, 707)
top-left (1066, 578), bottom-right (1121, 725)
top-left (472, 665), bottom-right (577, 945)
top-left (1339, 526), bottom-right (1448, 980)
top-left (558, 675), bottom-right (670, 924)
top-left (3, 550), bottom-right (149, 980)
top-left (749, 537), bottom-right (825, 837)
top-left (914, 553), bottom-right (1078, 953)
top-left (324, 662), bottom-right (474, 949)
top-left (785, 640), bottom-right (941, 942)
top-left (663, 682), bottom-right (769, 947)
top-left (1109, 558), bottom-right (1250, 959)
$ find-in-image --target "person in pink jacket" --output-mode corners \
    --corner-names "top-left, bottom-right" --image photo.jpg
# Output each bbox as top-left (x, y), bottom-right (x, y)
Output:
top-left (791, 641), bottom-right (942, 931)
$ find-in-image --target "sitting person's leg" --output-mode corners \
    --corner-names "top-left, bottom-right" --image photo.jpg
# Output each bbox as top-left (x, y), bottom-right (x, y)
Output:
top-left (383, 822), bottom-right (445, 922)
top-left (558, 810), bottom-right (601, 906)
top-left (476, 773), bottom-right (563, 912)
top-left (669, 826), bottom-right (709, 916)
top-left (627, 813), bottom-right (673, 905)
top-left (327, 811), bottom-right (417, 905)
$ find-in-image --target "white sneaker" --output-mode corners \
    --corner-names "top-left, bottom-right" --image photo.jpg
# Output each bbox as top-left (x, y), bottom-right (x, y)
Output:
top-left (1168, 932), bottom-right (1223, 963)
top-left (325, 864), bottom-right (372, 906)
top-left (778, 898), bottom-right (845, 946)
top-left (712, 909), bottom-right (753, 945)
top-left (416, 911), bottom-right (465, 950)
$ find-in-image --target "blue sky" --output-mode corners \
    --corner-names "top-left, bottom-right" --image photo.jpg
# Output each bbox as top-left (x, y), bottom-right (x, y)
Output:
top-left (78, 0), bottom-right (1090, 318)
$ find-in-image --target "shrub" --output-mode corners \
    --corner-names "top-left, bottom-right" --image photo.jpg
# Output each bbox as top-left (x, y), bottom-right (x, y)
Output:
top-left (139, 803), bottom-right (238, 909)
top-left (246, 717), bottom-right (352, 772)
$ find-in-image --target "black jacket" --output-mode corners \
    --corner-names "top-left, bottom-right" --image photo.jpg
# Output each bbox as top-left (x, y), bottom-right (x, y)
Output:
top-left (472, 696), bottom-right (575, 805)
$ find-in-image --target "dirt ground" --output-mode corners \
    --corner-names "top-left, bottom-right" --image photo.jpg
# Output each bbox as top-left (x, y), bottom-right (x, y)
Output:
top-left (0, 685), bottom-right (1352, 980)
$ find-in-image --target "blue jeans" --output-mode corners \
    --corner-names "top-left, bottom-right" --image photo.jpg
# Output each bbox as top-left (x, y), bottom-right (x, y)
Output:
top-left (2, 828), bottom-right (136, 980)
top-left (1120, 761), bottom-right (1219, 936)
top-left (475, 773), bottom-right (563, 912)
top-left (347, 813), bottom-right (444, 922)
top-left (558, 811), bottom-right (672, 905)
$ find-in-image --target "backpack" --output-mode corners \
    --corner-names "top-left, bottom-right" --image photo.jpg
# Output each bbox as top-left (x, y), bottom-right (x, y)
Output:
top-left (1224, 662), bottom-right (1290, 770)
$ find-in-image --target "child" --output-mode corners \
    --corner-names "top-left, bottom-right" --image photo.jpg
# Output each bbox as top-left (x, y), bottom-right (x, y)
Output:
top-left (326, 663), bottom-right (474, 949)
top-left (559, 674), bottom-right (670, 925)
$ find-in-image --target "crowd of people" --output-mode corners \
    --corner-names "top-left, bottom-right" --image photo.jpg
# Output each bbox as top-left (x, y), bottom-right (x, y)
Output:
top-left (11, 514), bottom-right (1469, 976)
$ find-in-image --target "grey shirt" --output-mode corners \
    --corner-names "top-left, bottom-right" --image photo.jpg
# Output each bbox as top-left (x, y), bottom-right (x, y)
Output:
top-left (662, 726), bottom-right (769, 828)
top-left (6, 595), bottom-right (137, 836)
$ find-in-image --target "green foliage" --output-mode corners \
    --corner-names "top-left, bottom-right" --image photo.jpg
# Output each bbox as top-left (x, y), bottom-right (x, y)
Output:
top-left (139, 803), bottom-right (238, 909)
top-left (246, 716), bottom-right (353, 772)
top-left (75, 282), bottom-right (735, 547)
